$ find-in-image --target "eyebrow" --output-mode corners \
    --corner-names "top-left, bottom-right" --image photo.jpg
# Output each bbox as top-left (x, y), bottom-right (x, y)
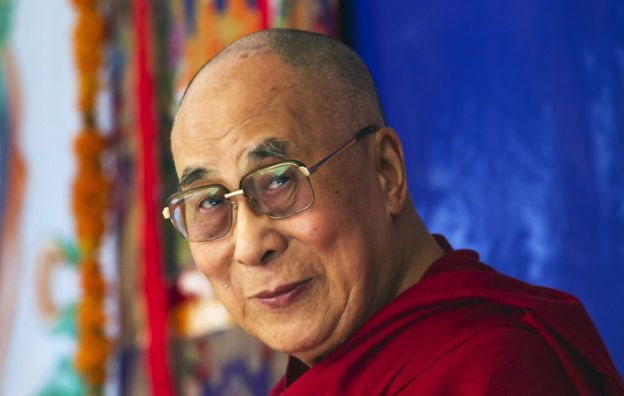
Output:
top-left (247, 138), bottom-right (289, 161)
top-left (177, 138), bottom-right (290, 190)
top-left (178, 167), bottom-right (210, 190)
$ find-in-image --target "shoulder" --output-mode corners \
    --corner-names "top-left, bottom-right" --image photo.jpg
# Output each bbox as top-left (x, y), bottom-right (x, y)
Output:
top-left (395, 324), bottom-right (577, 395)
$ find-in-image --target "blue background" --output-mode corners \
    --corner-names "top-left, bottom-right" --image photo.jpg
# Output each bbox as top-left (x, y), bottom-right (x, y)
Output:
top-left (347, 0), bottom-right (624, 373)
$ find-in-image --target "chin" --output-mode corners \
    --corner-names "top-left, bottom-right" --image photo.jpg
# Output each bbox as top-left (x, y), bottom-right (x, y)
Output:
top-left (257, 322), bottom-right (332, 360)
top-left (263, 330), bottom-right (319, 354)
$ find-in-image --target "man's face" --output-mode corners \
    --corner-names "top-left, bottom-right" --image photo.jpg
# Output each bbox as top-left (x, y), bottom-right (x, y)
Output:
top-left (171, 54), bottom-right (398, 364)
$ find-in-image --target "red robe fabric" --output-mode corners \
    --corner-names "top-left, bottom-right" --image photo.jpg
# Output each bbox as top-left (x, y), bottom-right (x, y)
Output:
top-left (270, 248), bottom-right (624, 395)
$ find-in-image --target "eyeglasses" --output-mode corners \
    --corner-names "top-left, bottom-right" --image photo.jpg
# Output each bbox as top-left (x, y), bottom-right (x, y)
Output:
top-left (162, 126), bottom-right (379, 242)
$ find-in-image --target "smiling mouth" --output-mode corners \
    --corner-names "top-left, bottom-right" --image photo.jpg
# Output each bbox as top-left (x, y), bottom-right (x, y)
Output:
top-left (251, 279), bottom-right (311, 309)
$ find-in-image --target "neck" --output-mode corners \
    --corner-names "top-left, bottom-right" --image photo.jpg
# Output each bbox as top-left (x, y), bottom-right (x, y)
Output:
top-left (394, 200), bottom-right (445, 295)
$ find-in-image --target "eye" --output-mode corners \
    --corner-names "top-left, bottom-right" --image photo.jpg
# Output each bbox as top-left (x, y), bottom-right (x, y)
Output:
top-left (199, 195), bottom-right (225, 209)
top-left (267, 172), bottom-right (292, 190)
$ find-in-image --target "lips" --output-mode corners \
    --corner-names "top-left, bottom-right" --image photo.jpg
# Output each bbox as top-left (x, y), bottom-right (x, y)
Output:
top-left (251, 279), bottom-right (311, 309)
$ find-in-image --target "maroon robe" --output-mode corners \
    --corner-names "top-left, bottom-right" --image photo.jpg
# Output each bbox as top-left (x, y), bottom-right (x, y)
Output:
top-left (271, 248), bottom-right (624, 395)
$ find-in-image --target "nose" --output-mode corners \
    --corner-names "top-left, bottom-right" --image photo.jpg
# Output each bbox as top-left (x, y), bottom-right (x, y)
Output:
top-left (232, 197), bottom-right (287, 267)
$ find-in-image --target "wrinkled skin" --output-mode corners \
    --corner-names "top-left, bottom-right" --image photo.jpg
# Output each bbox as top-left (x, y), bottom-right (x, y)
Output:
top-left (171, 53), bottom-right (422, 366)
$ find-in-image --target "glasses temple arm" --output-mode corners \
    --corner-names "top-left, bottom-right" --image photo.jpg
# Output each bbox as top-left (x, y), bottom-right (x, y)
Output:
top-left (307, 126), bottom-right (378, 174)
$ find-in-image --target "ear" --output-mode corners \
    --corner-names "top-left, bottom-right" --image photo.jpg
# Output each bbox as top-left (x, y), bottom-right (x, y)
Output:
top-left (373, 127), bottom-right (408, 215)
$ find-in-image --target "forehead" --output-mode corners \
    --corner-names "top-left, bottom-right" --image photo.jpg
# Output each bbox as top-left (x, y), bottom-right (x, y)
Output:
top-left (171, 54), bottom-right (328, 177)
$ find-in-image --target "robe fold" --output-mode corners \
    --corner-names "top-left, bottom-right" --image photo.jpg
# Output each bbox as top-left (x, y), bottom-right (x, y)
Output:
top-left (270, 248), bottom-right (624, 395)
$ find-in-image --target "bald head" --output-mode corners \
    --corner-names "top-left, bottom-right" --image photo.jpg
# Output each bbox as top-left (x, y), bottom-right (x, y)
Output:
top-left (168, 29), bottom-right (444, 365)
top-left (181, 29), bottom-right (385, 130)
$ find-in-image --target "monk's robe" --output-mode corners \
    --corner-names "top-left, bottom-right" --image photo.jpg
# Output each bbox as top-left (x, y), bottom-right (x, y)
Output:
top-left (271, 248), bottom-right (624, 395)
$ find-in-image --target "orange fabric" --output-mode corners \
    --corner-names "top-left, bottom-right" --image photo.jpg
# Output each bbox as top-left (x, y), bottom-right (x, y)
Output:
top-left (0, 46), bottom-right (25, 386)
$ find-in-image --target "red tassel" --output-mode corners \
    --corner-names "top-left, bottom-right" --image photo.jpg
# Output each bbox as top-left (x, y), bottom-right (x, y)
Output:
top-left (133, 0), bottom-right (174, 394)
top-left (258, 0), bottom-right (270, 29)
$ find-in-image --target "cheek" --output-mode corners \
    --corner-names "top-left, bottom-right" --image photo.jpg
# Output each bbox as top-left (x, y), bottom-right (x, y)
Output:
top-left (284, 184), bottom-right (369, 277)
top-left (295, 174), bottom-right (385, 274)
top-left (189, 241), bottom-right (232, 279)
top-left (294, 178), bottom-right (373, 246)
top-left (286, 201), bottom-right (345, 249)
top-left (189, 242), bottom-right (248, 318)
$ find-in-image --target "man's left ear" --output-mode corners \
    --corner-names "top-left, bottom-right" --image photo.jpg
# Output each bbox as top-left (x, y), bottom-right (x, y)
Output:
top-left (373, 127), bottom-right (408, 215)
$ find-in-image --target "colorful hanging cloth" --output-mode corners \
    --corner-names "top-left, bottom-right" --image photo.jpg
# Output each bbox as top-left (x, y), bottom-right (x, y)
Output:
top-left (132, 0), bottom-right (174, 394)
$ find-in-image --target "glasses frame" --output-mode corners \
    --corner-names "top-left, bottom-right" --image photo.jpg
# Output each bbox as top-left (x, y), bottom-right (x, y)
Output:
top-left (162, 125), bottom-right (379, 241)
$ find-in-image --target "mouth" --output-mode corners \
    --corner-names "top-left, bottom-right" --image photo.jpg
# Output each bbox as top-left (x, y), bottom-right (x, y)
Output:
top-left (251, 279), bottom-right (311, 309)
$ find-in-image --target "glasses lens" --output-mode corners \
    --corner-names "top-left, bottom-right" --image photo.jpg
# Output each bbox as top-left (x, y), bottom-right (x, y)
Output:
top-left (169, 185), bottom-right (232, 241)
top-left (242, 163), bottom-right (314, 218)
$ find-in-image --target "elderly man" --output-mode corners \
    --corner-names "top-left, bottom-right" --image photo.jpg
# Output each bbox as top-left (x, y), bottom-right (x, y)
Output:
top-left (163, 29), bottom-right (623, 394)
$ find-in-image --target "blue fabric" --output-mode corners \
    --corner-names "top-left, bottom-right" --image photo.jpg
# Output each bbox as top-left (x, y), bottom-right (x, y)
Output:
top-left (202, 358), bottom-right (272, 396)
top-left (183, 0), bottom-right (196, 35)
top-left (349, 0), bottom-right (624, 373)
top-left (215, 0), bottom-right (226, 14)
